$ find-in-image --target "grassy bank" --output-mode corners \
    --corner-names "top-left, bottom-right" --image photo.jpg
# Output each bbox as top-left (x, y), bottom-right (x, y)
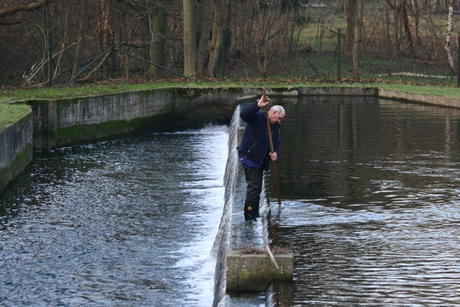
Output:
top-left (0, 103), bottom-right (31, 133)
top-left (1, 81), bottom-right (460, 104)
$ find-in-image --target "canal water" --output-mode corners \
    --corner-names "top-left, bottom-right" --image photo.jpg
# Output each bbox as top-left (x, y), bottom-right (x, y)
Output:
top-left (0, 126), bottom-right (228, 306)
top-left (271, 96), bottom-right (460, 305)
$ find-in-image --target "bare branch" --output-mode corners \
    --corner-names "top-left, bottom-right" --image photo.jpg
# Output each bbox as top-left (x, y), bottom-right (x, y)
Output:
top-left (0, 0), bottom-right (57, 18)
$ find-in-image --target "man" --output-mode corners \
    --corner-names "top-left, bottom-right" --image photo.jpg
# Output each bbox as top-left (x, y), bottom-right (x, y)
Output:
top-left (238, 95), bottom-right (285, 221)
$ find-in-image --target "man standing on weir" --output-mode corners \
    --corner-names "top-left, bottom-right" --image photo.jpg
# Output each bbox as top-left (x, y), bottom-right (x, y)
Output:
top-left (238, 95), bottom-right (285, 221)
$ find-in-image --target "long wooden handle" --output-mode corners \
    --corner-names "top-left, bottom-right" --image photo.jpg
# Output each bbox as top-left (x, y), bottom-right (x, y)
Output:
top-left (265, 244), bottom-right (280, 270)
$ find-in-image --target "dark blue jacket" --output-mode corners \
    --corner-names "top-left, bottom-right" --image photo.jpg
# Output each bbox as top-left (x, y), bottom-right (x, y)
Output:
top-left (238, 102), bottom-right (280, 167)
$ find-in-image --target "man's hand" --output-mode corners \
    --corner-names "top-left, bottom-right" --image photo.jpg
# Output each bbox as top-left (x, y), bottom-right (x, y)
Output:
top-left (269, 152), bottom-right (278, 161)
top-left (257, 95), bottom-right (270, 108)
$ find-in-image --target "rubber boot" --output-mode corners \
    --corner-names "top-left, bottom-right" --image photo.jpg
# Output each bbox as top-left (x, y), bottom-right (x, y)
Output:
top-left (244, 202), bottom-right (259, 221)
top-left (244, 203), bottom-right (257, 221)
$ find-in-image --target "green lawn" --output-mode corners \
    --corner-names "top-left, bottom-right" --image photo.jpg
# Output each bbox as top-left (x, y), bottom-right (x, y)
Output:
top-left (0, 103), bottom-right (31, 133)
top-left (1, 80), bottom-right (460, 103)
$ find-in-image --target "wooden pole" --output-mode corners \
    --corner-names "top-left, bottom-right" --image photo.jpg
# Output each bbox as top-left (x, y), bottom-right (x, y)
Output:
top-left (265, 244), bottom-right (280, 270)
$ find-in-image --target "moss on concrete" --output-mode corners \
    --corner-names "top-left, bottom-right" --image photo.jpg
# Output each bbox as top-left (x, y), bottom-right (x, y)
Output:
top-left (226, 250), bottom-right (294, 293)
top-left (174, 87), bottom-right (218, 100)
top-left (50, 113), bottom-right (175, 147)
top-left (0, 143), bottom-right (33, 194)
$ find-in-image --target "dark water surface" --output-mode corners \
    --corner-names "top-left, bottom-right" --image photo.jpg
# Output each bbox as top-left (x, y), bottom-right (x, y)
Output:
top-left (271, 96), bottom-right (460, 306)
top-left (0, 127), bottom-right (228, 306)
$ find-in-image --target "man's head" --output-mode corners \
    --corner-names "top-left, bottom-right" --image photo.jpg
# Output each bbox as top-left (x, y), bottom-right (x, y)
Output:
top-left (268, 105), bottom-right (285, 124)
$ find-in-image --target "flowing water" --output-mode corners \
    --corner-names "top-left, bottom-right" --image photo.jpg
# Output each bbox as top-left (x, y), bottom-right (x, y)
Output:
top-left (0, 126), bottom-right (228, 306)
top-left (271, 96), bottom-right (460, 306)
top-left (5, 95), bottom-right (460, 306)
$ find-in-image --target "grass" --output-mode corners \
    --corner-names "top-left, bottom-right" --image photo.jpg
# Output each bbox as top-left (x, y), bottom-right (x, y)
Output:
top-left (1, 80), bottom-right (460, 103)
top-left (0, 103), bottom-right (30, 132)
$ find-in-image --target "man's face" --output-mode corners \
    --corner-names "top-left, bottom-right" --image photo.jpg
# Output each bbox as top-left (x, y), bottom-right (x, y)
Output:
top-left (268, 110), bottom-right (285, 124)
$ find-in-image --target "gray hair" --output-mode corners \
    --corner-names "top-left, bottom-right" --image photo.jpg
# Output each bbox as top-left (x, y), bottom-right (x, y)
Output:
top-left (270, 105), bottom-right (285, 114)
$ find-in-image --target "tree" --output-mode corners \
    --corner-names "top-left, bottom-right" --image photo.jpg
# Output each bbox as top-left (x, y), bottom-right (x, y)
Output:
top-left (146, 0), bottom-right (167, 79)
top-left (182, 0), bottom-right (197, 78)
top-left (444, 0), bottom-right (455, 71)
top-left (100, 0), bottom-right (112, 48)
top-left (386, 0), bottom-right (402, 55)
top-left (208, 0), bottom-right (230, 77)
top-left (344, 0), bottom-right (360, 58)
top-left (196, 0), bottom-right (212, 77)
top-left (401, 0), bottom-right (415, 56)
top-left (344, 0), bottom-right (361, 78)
top-left (71, 0), bottom-right (88, 76)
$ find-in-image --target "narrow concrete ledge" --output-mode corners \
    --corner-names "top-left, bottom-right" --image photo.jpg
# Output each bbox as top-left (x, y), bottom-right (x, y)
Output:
top-left (299, 86), bottom-right (378, 96)
top-left (379, 88), bottom-right (460, 108)
top-left (226, 249), bottom-right (294, 293)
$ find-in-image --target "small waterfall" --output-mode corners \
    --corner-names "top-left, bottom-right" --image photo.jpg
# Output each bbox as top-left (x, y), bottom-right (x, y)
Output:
top-left (212, 105), bottom-right (242, 306)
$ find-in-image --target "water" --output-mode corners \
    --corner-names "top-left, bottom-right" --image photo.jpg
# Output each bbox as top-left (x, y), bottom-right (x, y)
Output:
top-left (270, 96), bottom-right (460, 305)
top-left (0, 126), bottom-right (228, 306)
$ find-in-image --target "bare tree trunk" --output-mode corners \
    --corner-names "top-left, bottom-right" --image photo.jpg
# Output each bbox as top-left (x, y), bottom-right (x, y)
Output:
top-left (409, 0), bottom-right (422, 48)
top-left (147, 6), bottom-right (166, 79)
top-left (445, 0), bottom-right (455, 71)
top-left (401, 0), bottom-right (415, 56)
top-left (344, 0), bottom-right (358, 60)
top-left (72, 0), bottom-right (88, 76)
top-left (208, 0), bottom-right (229, 77)
top-left (352, 6), bottom-right (360, 79)
top-left (386, 0), bottom-right (402, 55)
top-left (357, 0), bottom-right (363, 44)
top-left (101, 0), bottom-right (111, 47)
top-left (385, 1), bottom-right (391, 48)
top-left (183, 0), bottom-right (197, 78)
top-left (196, 0), bottom-right (211, 77)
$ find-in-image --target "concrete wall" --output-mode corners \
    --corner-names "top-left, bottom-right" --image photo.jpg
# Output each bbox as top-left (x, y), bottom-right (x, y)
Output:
top-left (226, 250), bottom-right (294, 293)
top-left (27, 86), bottom-right (378, 150)
top-left (30, 90), bottom-right (176, 149)
top-left (0, 111), bottom-right (33, 193)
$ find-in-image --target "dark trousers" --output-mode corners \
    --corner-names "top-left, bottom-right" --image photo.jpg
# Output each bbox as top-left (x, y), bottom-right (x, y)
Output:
top-left (243, 167), bottom-right (264, 220)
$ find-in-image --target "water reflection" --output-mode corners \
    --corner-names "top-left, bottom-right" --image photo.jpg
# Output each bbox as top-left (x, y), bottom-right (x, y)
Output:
top-left (0, 126), bottom-right (228, 306)
top-left (271, 96), bottom-right (460, 305)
